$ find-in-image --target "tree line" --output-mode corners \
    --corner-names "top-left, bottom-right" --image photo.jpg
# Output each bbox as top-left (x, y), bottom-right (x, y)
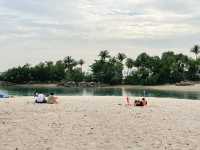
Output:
top-left (0, 45), bottom-right (200, 85)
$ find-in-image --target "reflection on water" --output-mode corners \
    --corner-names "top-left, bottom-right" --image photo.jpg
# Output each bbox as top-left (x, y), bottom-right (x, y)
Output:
top-left (0, 86), bottom-right (199, 100)
top-left (124, 88), bottom-right (200, 100)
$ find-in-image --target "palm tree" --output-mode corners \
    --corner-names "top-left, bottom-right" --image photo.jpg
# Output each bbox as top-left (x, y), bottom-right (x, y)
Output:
top-left (117, 53), bottom-right (126, 62)
top-left (191, 45), bottom-right (200, 60)
top-left (98, 50), bottom-right (110, 61)
top-left (64, 56), bottom-right (77, 71)
top-left (109, 57), bottom-right (117, 64)
top-left (126, 58), bottom-right (134, 76)
top-left (78, 59), bottom-right (85, 72)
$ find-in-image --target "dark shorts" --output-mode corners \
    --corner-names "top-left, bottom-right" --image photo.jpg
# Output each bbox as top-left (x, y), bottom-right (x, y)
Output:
top-left (35, 100), bottom-right (47, 104)
top-left (134, 100), bottom-right (145, 106)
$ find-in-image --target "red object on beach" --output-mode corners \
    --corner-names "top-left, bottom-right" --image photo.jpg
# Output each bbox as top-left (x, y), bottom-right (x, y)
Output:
top-left (126, 96), bottom-right (131, 106)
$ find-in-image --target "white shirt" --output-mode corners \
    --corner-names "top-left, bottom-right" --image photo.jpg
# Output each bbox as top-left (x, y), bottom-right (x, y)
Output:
top-left (35, 94), bottom-right (46, 102)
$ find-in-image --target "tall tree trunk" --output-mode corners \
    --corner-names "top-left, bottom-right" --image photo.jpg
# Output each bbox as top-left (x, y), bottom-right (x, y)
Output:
top-left (81, 66), bottom-right (83, 73)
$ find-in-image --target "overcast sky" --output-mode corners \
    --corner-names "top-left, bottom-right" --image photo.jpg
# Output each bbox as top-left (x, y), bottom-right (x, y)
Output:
top-left (0, 0), bottom-right (200, 71)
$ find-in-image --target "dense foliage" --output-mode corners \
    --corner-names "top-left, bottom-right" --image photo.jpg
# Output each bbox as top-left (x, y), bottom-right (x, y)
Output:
top-left (91, 51), bottom-right (124, 85)
top-left (0, 46), bottom-right (200, 85)
top-left (125, 52), bottom-right (200, 85)
top-left (0, 59), bottom-right (84, 84)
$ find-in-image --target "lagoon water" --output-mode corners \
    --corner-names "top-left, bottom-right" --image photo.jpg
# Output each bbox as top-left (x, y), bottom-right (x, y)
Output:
top-left (0, 86), bottom-right (199, 100)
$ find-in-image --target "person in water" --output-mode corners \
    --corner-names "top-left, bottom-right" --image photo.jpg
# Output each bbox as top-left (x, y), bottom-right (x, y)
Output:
top-left (47, 93), bottom-right (58, 104)
top-left (35, 93), bottom-right (47, 103)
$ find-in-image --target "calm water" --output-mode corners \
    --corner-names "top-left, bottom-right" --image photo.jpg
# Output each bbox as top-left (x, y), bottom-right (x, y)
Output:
top-left (0, 86), bottom-right (200, 100)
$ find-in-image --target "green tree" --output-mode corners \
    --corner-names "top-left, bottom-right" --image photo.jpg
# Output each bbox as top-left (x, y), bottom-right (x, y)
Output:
top-left (78, 59), bottom-right (85, 73)
top-left (134, 52), bottom-right (151, 68)
top-left (64, 56), bottom-right (77, 71)
top-left (1, 50), bottom-right (200, 85)
top-left (191, 45), bottom-right (200, 60)
top-left (125, 58), bottom-right (134, 76)
top-left (54, 60), bottom-right (65, 81)
top-left (91, 52), bottom-right (123, 85)
top-left (117, 53), bottom-right (126, 62)
top-left (65, 68), bottom-right (84, 82)
top-left (98, 50), bottom-right (110, 61)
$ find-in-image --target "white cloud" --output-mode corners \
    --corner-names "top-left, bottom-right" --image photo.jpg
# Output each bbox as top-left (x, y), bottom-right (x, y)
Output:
top-left (0, 0), bottom-right (200, 71)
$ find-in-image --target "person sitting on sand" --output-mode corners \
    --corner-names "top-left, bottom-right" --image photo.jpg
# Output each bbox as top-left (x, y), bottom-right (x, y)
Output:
top-left (142, 97), bottom-right (147, 106)
top-left (35, 93), bottom-right (47, 103)
top-left (47, 93), bottom-right (58, 104)
top-left (134, 97), bottom-right (147, 106)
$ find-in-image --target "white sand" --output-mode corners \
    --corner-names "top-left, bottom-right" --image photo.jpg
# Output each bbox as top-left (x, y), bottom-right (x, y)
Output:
top-left (0, 96), bottom-right (200, 150)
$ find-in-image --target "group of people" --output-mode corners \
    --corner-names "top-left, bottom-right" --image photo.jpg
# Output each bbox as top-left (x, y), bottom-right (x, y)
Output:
top-left (134, 97), bottom-right (147, 106)
top-left (126, 97), bottom-right (148, 106)
top-left (34, 92), bottom-right (58, 104)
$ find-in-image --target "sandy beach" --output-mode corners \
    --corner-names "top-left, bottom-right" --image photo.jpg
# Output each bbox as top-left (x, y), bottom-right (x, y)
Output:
top-left (0, 96), bottom-right (200, 150)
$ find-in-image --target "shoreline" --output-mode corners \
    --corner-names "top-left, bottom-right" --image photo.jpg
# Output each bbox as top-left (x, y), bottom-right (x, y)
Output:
top-left (107, 84), bottom-right (200, 92)
top-left (3, 95), bottom-right (200, 101)
top-left (5, 83), bottom-right (200, 92)
top-left (0, 96), bottom-right (200, 150)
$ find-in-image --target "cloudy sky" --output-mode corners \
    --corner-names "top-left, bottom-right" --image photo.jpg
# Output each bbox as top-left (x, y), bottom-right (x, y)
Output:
top-left (0, 0), bottom-right (200, 71)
